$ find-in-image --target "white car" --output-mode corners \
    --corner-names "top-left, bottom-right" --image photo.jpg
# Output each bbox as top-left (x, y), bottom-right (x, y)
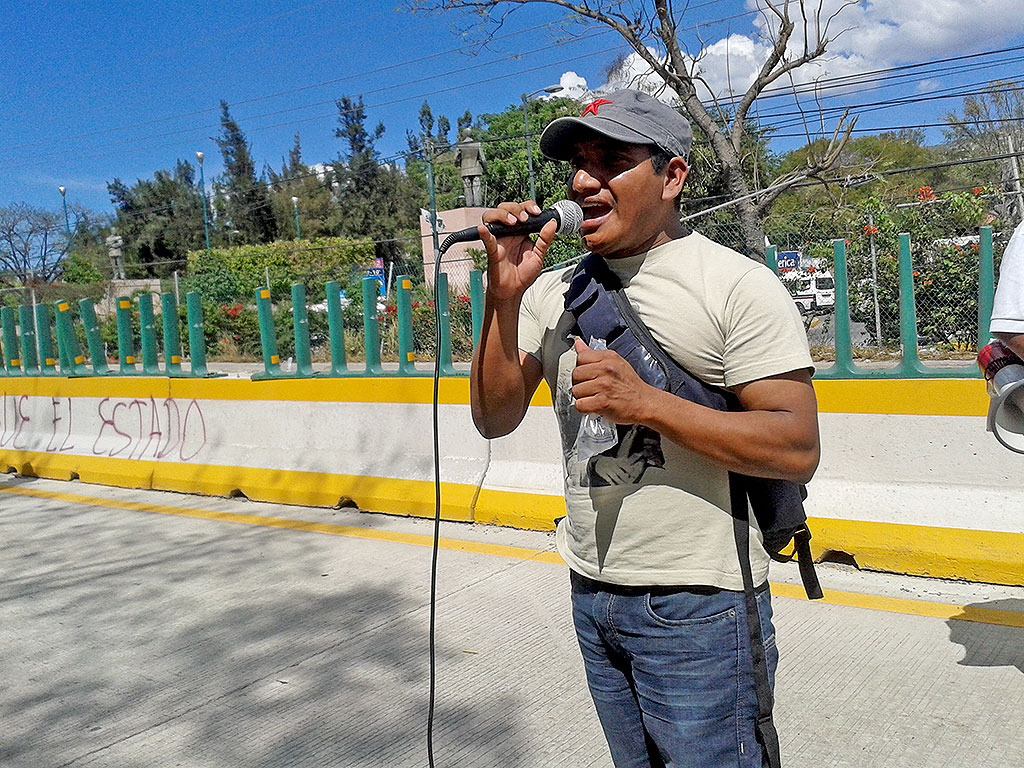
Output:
top-left (784, 271), bottom-right (835, 314)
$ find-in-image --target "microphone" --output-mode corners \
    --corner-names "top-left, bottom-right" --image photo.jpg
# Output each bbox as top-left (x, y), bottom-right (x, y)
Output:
top-left (440, 200), bottom-right (584, 248)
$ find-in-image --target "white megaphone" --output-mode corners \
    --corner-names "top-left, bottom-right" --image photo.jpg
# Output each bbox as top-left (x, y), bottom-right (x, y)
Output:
top-left (978, 341), bottom-right (1024, 454)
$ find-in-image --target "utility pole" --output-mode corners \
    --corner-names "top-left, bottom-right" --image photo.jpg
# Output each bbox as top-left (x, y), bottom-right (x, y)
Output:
top-left (1008, 135), bottom-right (1024, 224)
top-left (868, 212), bottom-right (882, 346)
top-left (58, 186), bottom-right (73, 260)
top-left (196, 151), bottom-right (211, 252)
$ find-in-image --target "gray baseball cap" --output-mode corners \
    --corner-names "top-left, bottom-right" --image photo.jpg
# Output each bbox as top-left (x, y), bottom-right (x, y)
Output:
top-left (539, 89), bottom-right (692, 162)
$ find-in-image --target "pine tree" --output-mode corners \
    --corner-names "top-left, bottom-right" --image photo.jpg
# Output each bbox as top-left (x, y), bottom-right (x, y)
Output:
top-left (333, 95), bottom-right (417, 262)
top-left (214, 101), bottom-right (277, 245)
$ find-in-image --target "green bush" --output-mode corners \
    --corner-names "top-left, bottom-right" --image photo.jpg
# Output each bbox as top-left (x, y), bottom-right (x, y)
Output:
top-left (186, 237), bottom-right (376, 301)
top-left (62, 256), bottom-right (105, 284)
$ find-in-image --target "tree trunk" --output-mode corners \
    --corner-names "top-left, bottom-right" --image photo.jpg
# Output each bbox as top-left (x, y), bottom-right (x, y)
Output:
top-left (718, 161), bottom-right (766, 264)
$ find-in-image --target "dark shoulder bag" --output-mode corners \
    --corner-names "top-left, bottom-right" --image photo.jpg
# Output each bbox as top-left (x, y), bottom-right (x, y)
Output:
top-left (564, 254), bottom-right (823, 768)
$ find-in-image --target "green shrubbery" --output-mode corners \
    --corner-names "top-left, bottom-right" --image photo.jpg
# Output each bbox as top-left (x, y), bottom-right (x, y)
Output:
top-left (186, 238), bottom-right (376, 300)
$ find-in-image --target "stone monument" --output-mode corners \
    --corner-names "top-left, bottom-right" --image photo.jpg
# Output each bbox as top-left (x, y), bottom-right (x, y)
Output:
top-left (105, 227), bottom-right (126, 280)
top-left (454, 132), bottom-right (486, 207)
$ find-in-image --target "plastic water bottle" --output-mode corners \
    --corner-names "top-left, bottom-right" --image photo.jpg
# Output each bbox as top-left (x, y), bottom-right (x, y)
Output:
top-left (575, 338), bottom-right (619, 462)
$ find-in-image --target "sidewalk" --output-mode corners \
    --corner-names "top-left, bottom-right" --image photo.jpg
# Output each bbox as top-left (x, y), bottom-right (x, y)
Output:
top-left (1, 475), bottom-right (1021, 767)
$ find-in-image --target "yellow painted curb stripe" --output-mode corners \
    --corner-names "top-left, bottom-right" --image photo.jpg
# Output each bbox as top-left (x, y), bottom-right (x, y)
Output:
top-left (0, 450), bottom-right (477, 522)
top-left (0, 485), bottom-right (562, 565)
top-left (1, 483), bottom-right (1019, 629)
top-left (0, 375), bottom-right (989, 414)
top-left (813, 378), bottom-right (987, 417)
top-left (2, 447), bottom-right (1021, 586)
top-left (769, 582), bottom-right (1024, 628)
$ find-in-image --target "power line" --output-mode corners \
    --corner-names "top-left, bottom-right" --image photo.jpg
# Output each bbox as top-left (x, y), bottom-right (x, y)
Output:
top-left (6, 18), bottom-right (572, 153)
top-left (1, 39), bottom-right (628, 170)
top-left (6, 0), bottom-right (755, 161)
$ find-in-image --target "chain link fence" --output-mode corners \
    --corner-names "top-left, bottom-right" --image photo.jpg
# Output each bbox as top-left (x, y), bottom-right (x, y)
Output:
top-left (5, 188), bottom-right (1019, 366)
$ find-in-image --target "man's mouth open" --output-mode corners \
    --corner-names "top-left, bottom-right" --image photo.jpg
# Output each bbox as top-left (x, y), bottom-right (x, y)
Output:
top-left (580, 203), bottom-right (612, 233)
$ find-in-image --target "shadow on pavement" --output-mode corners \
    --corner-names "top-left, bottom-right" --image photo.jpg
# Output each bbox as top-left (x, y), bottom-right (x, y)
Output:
top-left (0, 476), bottom-right (535, 767)
top-left (946, 599), bottom-right (1024, 675)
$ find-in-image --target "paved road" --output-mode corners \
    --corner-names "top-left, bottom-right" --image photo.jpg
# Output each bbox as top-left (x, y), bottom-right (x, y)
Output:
top-left (1, 475), bottom-right (1021, 767)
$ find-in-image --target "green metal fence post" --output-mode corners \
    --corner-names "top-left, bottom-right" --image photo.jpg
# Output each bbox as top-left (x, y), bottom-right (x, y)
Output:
top-left (291, 283), bottom-right (314, 377)
top-left (35, 304), bottom-right (57, 375)
top-left (185, 292), bottom-right (209, 377)
top-left (362, 276), bottom-right (383, 376)
top-left (896, 232), bottom-right (926, 376)
top-left (396, 274), bottom-right (417, 375)
top-left (18, 305), bottom-right (39, 376)
top-left (53, 300), bottom-right (89, 376)
top-left (978, 225), bottom-right (995, 350)
top-left (830, 239), bottom-right (857, 378)
top-left (254, 287), bottom-right (284, 379)
top-left (323, 280), bottom-right (348, 376)
top-left (161, 293), bottom-right (183, 376)
top-left (766, 245), bottom-right (779, 276)
top-left (469, 270), bottom-right (484, 349)
top-left (435, 271), bottom-right (456, 376)
top-left (1, 307), bottom-right (22, 375)
top-left (115, 297), bottom-right (137, 374)
top-left (78, 299), bottom-right (110, 375)
top-left (138, 294), bottom-right (161, 375)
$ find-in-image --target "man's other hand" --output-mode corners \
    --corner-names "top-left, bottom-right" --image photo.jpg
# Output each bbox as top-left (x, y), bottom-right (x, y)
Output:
top-left (571, 338), bottom-right (654, 424)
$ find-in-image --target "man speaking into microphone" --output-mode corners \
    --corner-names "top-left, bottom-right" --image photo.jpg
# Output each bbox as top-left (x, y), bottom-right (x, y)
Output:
top-left (470, 90), bottom-right (819, 767)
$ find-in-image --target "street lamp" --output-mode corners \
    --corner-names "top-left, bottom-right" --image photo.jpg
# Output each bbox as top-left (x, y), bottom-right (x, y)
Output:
top-left (291, 196), bottom-right (301, 240)
top-left (58, 186), bottom-right (73, 260)
top-left (196, 151), bottom-right (211, 252)
top-left (522, 85), bottom-right (563, 203)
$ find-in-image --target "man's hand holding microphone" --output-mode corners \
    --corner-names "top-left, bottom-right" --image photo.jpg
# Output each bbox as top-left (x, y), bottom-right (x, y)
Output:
top-left (471, 197), bottom-right (651, 436)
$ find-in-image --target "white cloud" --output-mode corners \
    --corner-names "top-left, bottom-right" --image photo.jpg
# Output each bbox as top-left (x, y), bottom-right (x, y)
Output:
top-left (560, 0), bottom-right (1023, 102)
top-left (21, 172), bottom-right (110, 195)
top-left (550, 71), bottom-right (591, 100)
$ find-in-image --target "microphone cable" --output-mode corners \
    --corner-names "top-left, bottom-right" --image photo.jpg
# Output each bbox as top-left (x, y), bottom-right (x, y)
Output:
top-left (426, 235), bottom-right (453, 768)
top-left (425, 211), bottom-right (579, 766)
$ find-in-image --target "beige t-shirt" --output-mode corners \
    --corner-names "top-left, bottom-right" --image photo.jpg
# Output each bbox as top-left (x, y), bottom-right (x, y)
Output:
top-left (518, 232), bottom-right (814, 590)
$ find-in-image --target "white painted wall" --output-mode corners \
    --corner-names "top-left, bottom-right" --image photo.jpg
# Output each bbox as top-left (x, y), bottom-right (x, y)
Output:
top-left (2, 386), bottom-right (1021, 535)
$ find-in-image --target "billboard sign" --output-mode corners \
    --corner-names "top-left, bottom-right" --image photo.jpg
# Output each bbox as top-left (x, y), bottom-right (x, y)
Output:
top-left (776, 250), bottom-right (799, 272)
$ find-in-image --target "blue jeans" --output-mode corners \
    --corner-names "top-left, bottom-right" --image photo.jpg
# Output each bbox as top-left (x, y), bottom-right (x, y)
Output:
top-left (570, 571), bottom-right (778, 768)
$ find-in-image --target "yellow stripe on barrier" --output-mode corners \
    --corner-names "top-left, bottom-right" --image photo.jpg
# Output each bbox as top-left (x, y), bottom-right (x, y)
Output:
top-left (0, 376), bottom-right (990, 414)
top-left (0, 445), bottom-right (1021, 586)
top-left (1, 483), bottom-right (1020, 628)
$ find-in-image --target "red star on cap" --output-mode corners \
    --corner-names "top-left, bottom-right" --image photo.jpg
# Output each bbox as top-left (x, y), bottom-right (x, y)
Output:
top-left (580, 98), bottom-right (613, 117)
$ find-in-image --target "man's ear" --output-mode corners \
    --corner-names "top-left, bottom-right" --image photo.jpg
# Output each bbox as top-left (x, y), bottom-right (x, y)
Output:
top-left (662, 157), bottom-right (688, 203)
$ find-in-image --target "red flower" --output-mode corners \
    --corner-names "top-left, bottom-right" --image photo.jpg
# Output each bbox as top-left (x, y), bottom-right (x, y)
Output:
top-left (973, 187), bottom-right (983, 196)
top-left (917, 186), bottom-right (936, 202)
top-left (864, 225), bottom-right (878, 235)
top-left (971, 243), bottom-right (981, 250)
top-left (913, 271), bottom-right (920, 277)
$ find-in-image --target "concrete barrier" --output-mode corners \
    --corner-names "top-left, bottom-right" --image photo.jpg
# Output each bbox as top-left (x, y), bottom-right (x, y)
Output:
top-left (1, 376), bottom-right (1021, 586)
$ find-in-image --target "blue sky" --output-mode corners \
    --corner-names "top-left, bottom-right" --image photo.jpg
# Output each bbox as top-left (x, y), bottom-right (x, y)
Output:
top-left (3, 0), bottom-right (1023, 215)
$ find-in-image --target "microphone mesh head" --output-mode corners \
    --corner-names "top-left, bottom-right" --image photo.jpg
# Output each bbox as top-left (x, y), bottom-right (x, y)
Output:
top-left (552, 200), bottom-right (584, 236)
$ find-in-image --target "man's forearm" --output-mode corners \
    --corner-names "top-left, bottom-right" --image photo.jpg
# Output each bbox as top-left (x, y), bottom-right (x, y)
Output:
top-left (470, 298), bottom-right (531, 438)
top-left (638, 387), bottom-right (819, 483)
